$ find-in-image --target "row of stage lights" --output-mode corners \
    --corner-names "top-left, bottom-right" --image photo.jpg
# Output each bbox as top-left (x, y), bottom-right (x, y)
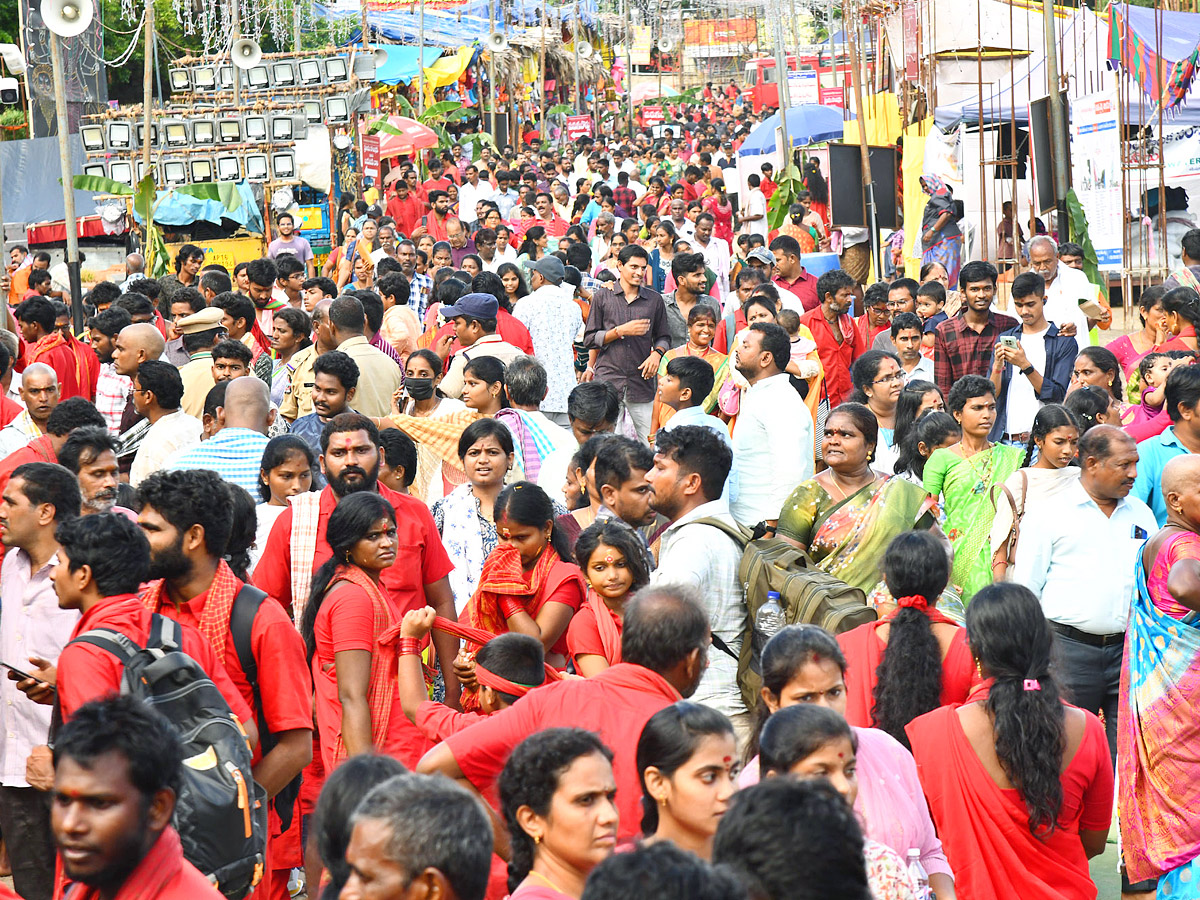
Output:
top-left (80, 111), bottom-right (320, 153)
top-left (82, 151), bottom-right (297, 187)
top-left (167, 52), bottom-right (377, 96)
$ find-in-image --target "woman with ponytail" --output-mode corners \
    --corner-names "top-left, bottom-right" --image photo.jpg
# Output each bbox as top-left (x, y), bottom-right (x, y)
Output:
top-left (500, 728), bottom-right (618, 899)
top-left (635, 702), bottom-right (737, 860)
top-left (906, 584), bottom-right (1113, 900)
top-left (739, 625), bottom-right (955, 897)
top-left (837, 531), bottom-right (977, 744)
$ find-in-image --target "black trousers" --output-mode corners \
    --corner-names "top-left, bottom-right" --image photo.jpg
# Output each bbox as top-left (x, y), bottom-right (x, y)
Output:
top-left (0, 786), bottom-right (55, 900)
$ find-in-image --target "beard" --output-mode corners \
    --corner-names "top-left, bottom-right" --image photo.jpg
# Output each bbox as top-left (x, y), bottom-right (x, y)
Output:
top-left (83, 488), bottom-right (118, 515)
top-left (148, 537), bottom-right (193, 581)
top-left (327, 462), bottom-right (380, 498)
top-left (62, 815), bottom-right (150, 889)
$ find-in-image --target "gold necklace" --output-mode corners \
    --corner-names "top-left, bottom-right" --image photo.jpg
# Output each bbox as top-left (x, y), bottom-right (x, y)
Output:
top-left (827, 468), bottom-right (876, 501)
top-left (528, 870), bottom-right (573, 896)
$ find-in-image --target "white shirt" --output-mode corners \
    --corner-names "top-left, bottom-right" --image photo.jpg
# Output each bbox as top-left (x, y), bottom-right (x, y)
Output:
top-left (457, 179), bottom-right (496, 223)
top-left (730, 373), bottom-right (814, 526)
top-left (670, 217), bottom-right (696, 242)
top-left (696, 236), bottom-right (731, 300)
top-left (129, 409), bottom-right (203, 487)
top-left (1010, 479), bottom-right (1156, 634)
top-left (743, 189), bottom-right (768, 238)
top-left (512, 285), bottom-right (584, 414)
top-left (1041, 264), bottom-right (1093, 350)
top-left (0, 548), bottom-right (77, 786)
top-left (651, 498), bottom-right (749, 717)
top-left (1004, 326), bottom-right (1048, 434)
top-left (902, 355), bottom-right (935, 384)
top-left (0, 413), bottom-right (40, 458)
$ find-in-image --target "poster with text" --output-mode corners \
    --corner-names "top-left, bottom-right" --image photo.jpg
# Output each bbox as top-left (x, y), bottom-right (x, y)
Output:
top-left (1071, 91), bottom-right (1122, 268)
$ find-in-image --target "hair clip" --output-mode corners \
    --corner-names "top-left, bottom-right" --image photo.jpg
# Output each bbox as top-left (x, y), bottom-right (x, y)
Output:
top-left (1023, 679), bottom-right (1041, 691)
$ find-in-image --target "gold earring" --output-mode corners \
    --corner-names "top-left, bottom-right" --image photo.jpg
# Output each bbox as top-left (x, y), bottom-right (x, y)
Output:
top-left (533, 833), bottom-right (542, 845)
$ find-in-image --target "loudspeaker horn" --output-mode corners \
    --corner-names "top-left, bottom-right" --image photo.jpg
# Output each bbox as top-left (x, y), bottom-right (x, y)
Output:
top-left (656, 37), bottom-right (674, 53)
top-left (230, 38), bottom-right (262, 70)
top-left (576, 42), bottom-right (594, 59)
top-left (372, 46), bottom-right (389, 67)
top-left (485, 32), bottom-right (509, 53)
top-left (40, 0), bottom-right (94, 38)
top-left (0, 44), bottom-right (26, 75)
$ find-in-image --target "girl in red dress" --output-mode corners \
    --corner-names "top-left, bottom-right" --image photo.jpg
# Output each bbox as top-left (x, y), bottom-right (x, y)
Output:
top-left (567, 521), bottom-right (651, 676)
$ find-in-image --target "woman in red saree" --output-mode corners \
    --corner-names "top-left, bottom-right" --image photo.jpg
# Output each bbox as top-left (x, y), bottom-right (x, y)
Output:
top-left (906, 584), bottom-right (1113, 900)
top-left (567, 520), bottom-right (652, 676)
top-left (460, 482), bottom-right (584, 697)
top-left (838, 531), bottom-right (977, 744)
top-left (299, 492), bottom-right (424, 770)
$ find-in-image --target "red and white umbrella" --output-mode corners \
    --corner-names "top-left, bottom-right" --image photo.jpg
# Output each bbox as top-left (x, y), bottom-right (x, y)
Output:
top-left (373, 115), bottom-right (439, 160)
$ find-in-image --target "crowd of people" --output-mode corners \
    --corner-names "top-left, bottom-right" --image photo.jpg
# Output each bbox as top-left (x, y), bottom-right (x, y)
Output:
top-left (0, 129), bottom-right (1199, 900)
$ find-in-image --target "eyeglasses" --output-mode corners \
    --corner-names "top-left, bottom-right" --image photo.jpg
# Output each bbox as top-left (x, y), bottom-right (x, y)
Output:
top-left (872, 372), bottom-right (905, 386)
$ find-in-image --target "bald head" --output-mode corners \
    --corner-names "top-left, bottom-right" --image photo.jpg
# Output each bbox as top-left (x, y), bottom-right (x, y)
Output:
top-left (1078, 424), bottom-right (1134, 464)
top-left (125, 253), bottom-right (145, 275)
top-left (20, 363), bottom-right (60, 424)
top-left (1164, 454), bottom-right (1200, 504)
top-left (22, 362), bottom-right (57, 384)
top-left (220, 376), bottom-right (271, 433)
top-left (113, 323), bottom-right (165, 378)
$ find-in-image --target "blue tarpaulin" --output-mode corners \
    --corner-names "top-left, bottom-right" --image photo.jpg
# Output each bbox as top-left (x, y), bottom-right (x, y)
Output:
top-left (376, 45), bottom-right (445, 83)
top-left (131, 180), bottom-right (264, 232)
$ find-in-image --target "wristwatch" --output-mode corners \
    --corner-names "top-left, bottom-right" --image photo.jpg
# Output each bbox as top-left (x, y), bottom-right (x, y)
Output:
top-left (1020, 365), bottom-right (1035, 376)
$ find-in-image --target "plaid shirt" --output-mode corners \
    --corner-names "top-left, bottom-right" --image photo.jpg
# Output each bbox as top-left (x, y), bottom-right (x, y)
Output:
top-left (95, 363), bottom-right (131, 437)
top-left (409, 272), bottom-right (433, 320)
top-left (932, 310), bottom-right (1018, 398)
top-left (612, 185), bottom-right (637, 217)
top-left (164, 427), bottom-right (270, 497)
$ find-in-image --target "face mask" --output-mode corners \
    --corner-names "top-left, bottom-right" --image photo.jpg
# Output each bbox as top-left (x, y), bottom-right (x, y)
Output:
top-left (406, 377), bottom-right (435, 401)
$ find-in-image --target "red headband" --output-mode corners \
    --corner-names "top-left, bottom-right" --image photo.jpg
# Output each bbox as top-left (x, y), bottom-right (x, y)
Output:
top-left (475, 663), bottom-right (539, 697)
top-left (895, 595), bottom-right (929, 611)
top-left (432, 615), bottom-right (562, 683)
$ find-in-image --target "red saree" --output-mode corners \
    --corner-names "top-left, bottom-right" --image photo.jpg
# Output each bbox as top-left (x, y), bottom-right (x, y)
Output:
top-left (906, 703), bottom-right (1112, 900)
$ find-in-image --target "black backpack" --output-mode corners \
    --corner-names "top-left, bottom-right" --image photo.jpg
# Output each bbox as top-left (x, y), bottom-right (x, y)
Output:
top-left (230, 584), bottom-right (302, 832)
top-left (70, 614), bottom-right (267, 900)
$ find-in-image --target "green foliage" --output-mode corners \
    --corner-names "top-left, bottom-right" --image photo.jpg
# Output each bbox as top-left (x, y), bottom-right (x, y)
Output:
top-left (73, 171), bottom-right (241, 276)
top-left (1064, 188), bottom-right (1102, 292)
top-left (546, 103), bottom-right (574, 116)
top-left (0, 107), bottom-right (28, 141)
top-left (767, 164), bottom-right (804, 231)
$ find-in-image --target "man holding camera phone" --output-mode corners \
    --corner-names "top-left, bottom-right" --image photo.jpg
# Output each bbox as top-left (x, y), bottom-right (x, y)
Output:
top-left (989, 271), bottom-right (1079, 446)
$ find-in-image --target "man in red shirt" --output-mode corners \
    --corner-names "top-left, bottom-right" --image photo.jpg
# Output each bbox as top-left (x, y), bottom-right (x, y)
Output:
top-left (681, 166), bottom-right (704, 203)
top-left (414, 191), bottom-right (455, 242)
top-left (533, 192), bottom-right (569, 239)
top-left (422, 158), bottom-right (455, 195)
top-left (385, 178), bottom-right (426, 240)
top-left (51, 695), bottom-right (225, 900)
top-left (417, 587), bottom-right (710, 842)
top-left (768, 235), bottom-right (819, 311)
top-left (799, 268), bottom-right (865, 406)
top-left (136, 470), bottom-right (313, 900)
top-left (254, 413), bottom-right (460, 764)
top-left (15, 296), bottom-right (99, 401)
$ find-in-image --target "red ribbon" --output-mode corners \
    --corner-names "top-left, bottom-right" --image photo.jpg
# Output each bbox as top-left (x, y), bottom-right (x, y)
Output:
top-left (432, 615), bottom-right (563, 683)
top-left (476, 663), bottom-right (538, 697)
top-left (895, 594), bottom-right (929, 611)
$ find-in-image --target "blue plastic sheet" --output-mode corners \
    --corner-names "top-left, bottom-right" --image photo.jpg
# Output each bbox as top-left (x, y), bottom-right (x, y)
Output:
top-left (131, 180), bottom-right (264, 233)
top-left (375, 45), bottom-right (445, 84)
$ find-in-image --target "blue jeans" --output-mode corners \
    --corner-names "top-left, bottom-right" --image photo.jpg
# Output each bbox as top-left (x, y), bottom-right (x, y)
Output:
top-left (1052, 629), bottom-right (1123, 768)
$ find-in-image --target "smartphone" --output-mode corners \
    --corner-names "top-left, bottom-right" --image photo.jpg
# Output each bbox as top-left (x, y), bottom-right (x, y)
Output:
top-left (999, 336), bottom-right (1019, 350)
top-left (1, 661), bottom-right (47, 686)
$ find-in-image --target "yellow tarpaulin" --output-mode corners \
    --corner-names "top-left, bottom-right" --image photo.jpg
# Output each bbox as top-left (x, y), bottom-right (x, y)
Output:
top-left (902, 118), bottom-right (934, 279)
top-left (424, 46), bottom-right (473, 90)
top-left (841, 92), bottom-right (903, 146)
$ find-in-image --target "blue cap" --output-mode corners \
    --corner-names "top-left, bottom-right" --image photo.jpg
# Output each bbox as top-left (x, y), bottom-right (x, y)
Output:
top-left (439, 292), bottom-right (499, 320)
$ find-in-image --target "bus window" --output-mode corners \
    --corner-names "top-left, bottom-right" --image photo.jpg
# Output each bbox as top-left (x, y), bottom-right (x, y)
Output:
top-left (762, 65), bottom-right (779, 84)
top-left (744, 64), bottom-right (757, 86)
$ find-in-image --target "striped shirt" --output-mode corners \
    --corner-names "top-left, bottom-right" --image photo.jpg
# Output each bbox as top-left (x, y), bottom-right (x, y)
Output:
top-left (164, 427), bottom-right (270, 496)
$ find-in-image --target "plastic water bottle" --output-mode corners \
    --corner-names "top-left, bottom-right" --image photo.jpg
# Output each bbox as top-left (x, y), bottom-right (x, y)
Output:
top-left (755, 591), bottom-right (786, 642)
top-left (906, 848), bottom-right (931, 899)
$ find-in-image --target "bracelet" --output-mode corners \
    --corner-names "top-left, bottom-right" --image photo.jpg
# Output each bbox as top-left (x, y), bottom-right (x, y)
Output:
top-left (398, 637), bottom-right (422, 656)
top-left (500, 598), bottom-right (526, 619)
